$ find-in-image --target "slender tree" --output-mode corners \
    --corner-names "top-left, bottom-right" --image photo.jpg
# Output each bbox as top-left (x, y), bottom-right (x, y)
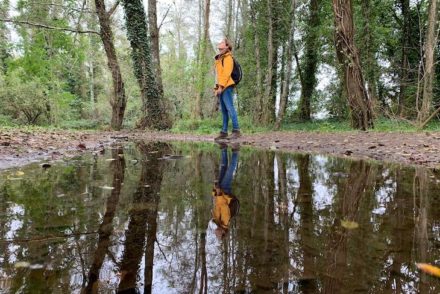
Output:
top-left (148, 0), bottom-right (164, 96)
top-left (298, 0), bottom-right (320, 121)
top-left (417, 0), bottom-right (439, 125)
top-left (398, 0), bottom-right (411, 116)
top-left (332, 0), bottom-right (374, 130)
top-left (94, 0), bottom-right (127, 130)
top-left (121, 0), bottom-right (171, 129)
top-left (262, 0), bottom-right (275, 124)
top-left (275, 0), bottom-right (296, 129)
top-left (194, 0), bottom-right (211, 119)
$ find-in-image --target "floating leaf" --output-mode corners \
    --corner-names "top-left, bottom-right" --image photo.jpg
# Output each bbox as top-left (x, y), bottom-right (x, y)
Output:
top-left (416, 263), bottom-right (440, 278)
top-left (29, 264), bottom-right (44, 270)
top-left (14, 261), bottom-right (30, 268)
top-left (341, 220), bottom-right (359, 230)
top-left (15, 171), bottom-right (25, 176)
top-left (101, 186), bottom-right (115, 190)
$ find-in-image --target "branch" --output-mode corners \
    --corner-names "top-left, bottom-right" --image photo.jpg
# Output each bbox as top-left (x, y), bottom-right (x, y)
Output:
top-left (107, 0), bottom-right (120, 17)
top-left (158, 5), bottom-right (172, 31)
top-left (0, 18), bottom-right (100, 35)
top-left (419, 105), bottom-right (440, 129)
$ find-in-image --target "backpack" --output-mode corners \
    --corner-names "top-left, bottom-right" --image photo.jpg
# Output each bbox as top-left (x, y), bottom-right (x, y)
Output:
top-left (222, 57), bottom-right (243, 85)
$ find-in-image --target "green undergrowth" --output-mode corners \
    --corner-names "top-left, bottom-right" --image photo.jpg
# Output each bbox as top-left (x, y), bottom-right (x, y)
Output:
top-left (172, 117), bottom-right (440, 134)
top-left (171, 115), bottom-right (269, 134)
top-left (281, 118), bottom-right (440, 132)
top-left (2, 117), bottom-right (440, 134)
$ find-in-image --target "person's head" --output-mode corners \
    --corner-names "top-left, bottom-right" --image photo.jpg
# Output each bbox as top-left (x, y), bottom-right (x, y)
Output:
top-left (217, 38), bottom-right (232, 54)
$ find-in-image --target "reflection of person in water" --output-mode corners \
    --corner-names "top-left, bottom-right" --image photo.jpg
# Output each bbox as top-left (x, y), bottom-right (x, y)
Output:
top-left (212, 144), bottom-right (240, 239)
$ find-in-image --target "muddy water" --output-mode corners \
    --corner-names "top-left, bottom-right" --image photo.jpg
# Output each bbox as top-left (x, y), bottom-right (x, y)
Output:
top-left (0, 142), bottom-right (440, 293)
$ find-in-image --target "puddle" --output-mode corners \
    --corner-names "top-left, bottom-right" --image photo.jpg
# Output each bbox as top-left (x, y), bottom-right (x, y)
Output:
top-left (0, 142), bottom-right (439, 293)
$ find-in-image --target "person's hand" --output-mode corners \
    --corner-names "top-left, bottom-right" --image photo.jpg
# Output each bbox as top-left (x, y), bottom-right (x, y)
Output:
top-left (215, 86), bottom-right (224, 96)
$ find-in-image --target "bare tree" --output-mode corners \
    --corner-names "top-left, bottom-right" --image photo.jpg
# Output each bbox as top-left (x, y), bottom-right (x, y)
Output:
top-left (94, 0), bottom-right (127, 130)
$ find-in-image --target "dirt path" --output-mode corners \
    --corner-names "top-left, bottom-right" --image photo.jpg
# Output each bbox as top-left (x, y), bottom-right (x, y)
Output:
top-left (1, 129), bottom-right (440, 169)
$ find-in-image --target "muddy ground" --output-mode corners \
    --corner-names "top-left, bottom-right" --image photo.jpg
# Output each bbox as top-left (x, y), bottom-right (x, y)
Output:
top-left (1, 129), bottom-right (440, 170)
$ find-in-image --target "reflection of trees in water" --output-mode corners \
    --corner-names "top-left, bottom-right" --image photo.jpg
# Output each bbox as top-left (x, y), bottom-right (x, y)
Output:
top-left (83, 147), bottom-right (125, 293)
top-left (321, 160), bottom-right (374, 293)
top-left (117, 142), bottom-right (170, 293)
top-left (2, 145), bottom-right (440, 293)
top-left (0, 152), bottom-right (110, 293)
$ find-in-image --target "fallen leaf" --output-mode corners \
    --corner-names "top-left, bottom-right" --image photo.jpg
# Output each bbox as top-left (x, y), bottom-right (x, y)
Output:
top-left (416, 263), bottom-right (440, 278)
top-left (14, 261), bottom-right (30, 268)
top-left (344, 150), bottom-right (353, 156)
top-left (101, 186), bottom-right (115, 190)
top-left (341, 220), bottom-right (359, 230)
top-left (15, 171), bottom-right (25, 176)
top-left (77, 143), bottom-right (86, 150)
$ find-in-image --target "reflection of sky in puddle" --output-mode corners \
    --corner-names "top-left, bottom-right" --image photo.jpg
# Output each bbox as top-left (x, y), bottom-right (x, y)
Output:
top-left (0, 143), bottom-right (439, 293)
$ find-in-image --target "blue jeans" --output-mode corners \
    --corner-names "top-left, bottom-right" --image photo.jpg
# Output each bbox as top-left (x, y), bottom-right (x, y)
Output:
top-left (218, 149), bottom-right (239, 195)
top-left (219, 87), bottom-right (240, 133)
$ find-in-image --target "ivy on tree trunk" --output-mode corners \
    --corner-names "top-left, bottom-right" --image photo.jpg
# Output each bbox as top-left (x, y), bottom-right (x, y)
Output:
top-left (121, 0), bottom-right (171, 130)
top-left (332, 0), bottom-right (374, 130)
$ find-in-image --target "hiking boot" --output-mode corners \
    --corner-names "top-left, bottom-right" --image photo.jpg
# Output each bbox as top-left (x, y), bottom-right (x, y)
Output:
top-left (230, 142), bottom-right (241, 152)
top-left (216, 141), bottom-right (228, 149)
top-left (215, 131), bottom-right (228, 141)
top-left (227, 130), bottom-right (242, 140)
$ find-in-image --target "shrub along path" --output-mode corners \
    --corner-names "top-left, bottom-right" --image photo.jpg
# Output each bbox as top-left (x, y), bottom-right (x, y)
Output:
top-left (1, 128), bottom-right (440, 169)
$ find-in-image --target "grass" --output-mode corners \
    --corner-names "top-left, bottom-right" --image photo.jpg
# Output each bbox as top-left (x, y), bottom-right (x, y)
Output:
top-left (171, 115), bottom-right (269, 134)
top-left (2, 116), bottom-right (440, 134)
top-left (172, 116), bottom-right (440, 134)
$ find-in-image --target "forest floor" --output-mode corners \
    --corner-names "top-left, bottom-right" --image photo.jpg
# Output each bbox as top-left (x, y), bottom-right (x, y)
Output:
top-left (1, 128), bottom-right (440, 170)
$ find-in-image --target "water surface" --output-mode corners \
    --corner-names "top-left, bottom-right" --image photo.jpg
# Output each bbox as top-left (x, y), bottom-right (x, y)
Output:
top-left (0, 142), bottom-right (439, 293)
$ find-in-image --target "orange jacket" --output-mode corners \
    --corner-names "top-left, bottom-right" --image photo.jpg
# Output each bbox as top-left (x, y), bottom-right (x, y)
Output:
top-left (212, 190), bottom-right (233, 229)
top-left (215, 52), bottom-right (235, 89)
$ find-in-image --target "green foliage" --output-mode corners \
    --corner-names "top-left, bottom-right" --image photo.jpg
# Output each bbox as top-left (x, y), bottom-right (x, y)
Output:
top-left (0, 68), bottom-right (49, 124)
top-left (171, 115), bottom-right (269, 134)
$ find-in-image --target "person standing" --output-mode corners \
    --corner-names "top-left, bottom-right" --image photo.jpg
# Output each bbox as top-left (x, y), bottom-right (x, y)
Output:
top-left (214, 38), bottom-right (241, 140)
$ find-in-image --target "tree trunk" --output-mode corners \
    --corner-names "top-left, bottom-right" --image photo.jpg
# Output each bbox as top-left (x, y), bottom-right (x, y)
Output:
top-left (194, 0), bottom-right (211, 119)
top-left (417, 0), bottom-right (438, 125)
top-left (117, 143), bottom-right (168, 293)
top-left (250, 0), bottom-right (264, 122)
top-left (121, 0), bottom-right (171, 129)
top-left (360, 0), bottom-right (379, 115)
top-left (398, 0), bottom-right (410, 116)
top-left (226, 0), bottom-right (233, 38)
top-left (82, 148), bottom-right (125, 293)
top-left (262, 0), bottom-right (275, 124)
top-left (275, 0), bottom-right (296, 130)
top-left (148, 0), bottom-right (164, 97)
top-left (94, 0), bottom-right (127, 130)
top-left (332, 0), bottom-right (374, 130)
top-left (299, 0), bottom-right (320, 121)
top-left (0, 0), bottom-right (9, 73)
